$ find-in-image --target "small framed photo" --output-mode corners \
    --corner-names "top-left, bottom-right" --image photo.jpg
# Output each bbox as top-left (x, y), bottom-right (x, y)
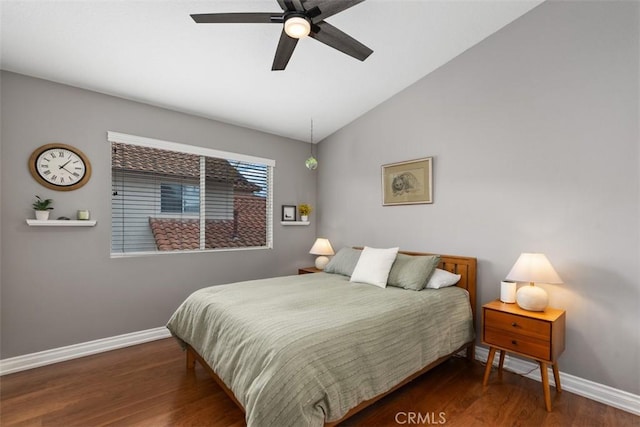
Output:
top-left (282, 205), bottom-right (297, 221)
top-left (382, 157), bottom-right (433, 206)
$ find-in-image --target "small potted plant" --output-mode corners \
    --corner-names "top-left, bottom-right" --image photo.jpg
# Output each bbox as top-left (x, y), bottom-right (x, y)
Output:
top-left (33, 195), bottom-right (54, 220)
top-left (298, 204), bottom-right (312, 222)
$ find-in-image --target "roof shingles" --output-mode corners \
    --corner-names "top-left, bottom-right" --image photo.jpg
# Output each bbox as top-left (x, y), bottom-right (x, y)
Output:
top-left (149, 195), bottom-right (266, 251)
top-left (112, 142), bottom-right (260, 192)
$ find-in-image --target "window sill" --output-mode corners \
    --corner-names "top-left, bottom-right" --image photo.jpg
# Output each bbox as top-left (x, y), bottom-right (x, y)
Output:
top-left (280, 221), bottom-right (310, 226)
top-left (26, 219), bottom-right (97, 227)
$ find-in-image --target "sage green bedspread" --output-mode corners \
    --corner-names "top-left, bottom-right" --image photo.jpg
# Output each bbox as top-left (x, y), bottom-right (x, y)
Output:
top-left (166, 272), bottom-right (474, 427)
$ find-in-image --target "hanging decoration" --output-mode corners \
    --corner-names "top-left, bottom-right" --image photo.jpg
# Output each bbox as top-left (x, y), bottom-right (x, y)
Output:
top-left (305, 118), bottom-right (318, 170)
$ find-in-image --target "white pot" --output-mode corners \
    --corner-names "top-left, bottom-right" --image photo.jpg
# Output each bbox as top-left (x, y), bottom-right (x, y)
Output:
top-left (35, 210), bottom-right (50, 220)
top-left (300, 215), bottom-right (309, 222)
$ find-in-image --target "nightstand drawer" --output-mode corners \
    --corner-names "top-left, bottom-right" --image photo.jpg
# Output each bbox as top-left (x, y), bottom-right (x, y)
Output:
top-left (485, 309), bottom-right (551, 341)
top-left (484, 328), bottom-right (551, 360)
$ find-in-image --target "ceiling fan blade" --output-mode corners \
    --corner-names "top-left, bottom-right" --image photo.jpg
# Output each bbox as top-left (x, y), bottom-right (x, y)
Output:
top-left (272, 30), bottom-right (299, 71)
top-left (191, 13), bottom-right (282, 24)
top-left (303, 0), bottom-right (366, 22)
top-left (277, 0), bottom-right (306, 12)
top-left (310, 21), bottom-right (372, 61)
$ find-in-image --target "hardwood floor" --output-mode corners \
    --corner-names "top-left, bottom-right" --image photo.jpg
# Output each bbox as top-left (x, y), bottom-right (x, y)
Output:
top-left (1, 338), bottom-right (637, 426)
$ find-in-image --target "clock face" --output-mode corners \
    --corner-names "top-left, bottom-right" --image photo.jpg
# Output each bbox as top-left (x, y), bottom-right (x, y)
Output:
top-left (29, 144), bottom-right (91, 191)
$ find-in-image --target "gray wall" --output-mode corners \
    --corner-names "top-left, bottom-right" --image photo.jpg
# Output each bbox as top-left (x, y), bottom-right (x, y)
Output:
top-left (0, 71), bottom-right (317, 358)
top-left (317, 1), bottom-right (639, 394)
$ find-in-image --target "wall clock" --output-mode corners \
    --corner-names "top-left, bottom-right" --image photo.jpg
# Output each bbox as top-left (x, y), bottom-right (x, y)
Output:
top-left (28, 143), bottom-right (92, 191)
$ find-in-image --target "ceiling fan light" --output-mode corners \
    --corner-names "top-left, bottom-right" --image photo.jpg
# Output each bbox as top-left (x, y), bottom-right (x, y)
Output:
top-left (284, 16), bottom-right (311, 39)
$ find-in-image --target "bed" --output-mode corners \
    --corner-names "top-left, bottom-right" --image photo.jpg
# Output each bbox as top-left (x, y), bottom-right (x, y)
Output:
top-left (167, 250), bottom-right (477, 427)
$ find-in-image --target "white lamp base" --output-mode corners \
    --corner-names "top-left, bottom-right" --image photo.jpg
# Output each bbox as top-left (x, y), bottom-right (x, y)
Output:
top-left (516, 284), bottom-right (548, 311)
top-left (315, 256), bottom-right (330, 270)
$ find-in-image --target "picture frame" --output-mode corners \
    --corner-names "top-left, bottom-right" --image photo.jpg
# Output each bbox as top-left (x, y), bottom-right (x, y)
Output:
top-left (382, 157), bottom-right (433, 206)
top-left (282, 205), bottom-right (297, 222)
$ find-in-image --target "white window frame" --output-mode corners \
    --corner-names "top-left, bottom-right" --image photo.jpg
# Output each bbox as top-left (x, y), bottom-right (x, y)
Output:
top-left (108, 131), bottom-right (275, 258)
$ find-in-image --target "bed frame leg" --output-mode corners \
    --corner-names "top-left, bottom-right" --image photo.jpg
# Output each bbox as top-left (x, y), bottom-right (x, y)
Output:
top-left (186, 346), bottom-right (196, 370)
top-left (466, 344), bottom-right (475, 362)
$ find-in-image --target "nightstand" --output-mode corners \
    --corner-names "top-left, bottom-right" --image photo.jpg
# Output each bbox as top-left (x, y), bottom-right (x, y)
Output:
top-left (298, 266), bottom-right (322, 275)
top-left (482, 300), bottom-right (566, 411)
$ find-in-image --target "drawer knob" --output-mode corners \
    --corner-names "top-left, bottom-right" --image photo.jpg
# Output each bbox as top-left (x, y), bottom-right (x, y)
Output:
top-left (511, 340), bottom-right (518, 345)
top-left (511, 322), bottom-right (518, 327)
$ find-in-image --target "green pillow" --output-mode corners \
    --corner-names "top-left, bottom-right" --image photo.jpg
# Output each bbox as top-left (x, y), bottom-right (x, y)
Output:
top-left (387, 253), bottom-right (440, 291)
top-left (324, 247), bottom-right (361, 276)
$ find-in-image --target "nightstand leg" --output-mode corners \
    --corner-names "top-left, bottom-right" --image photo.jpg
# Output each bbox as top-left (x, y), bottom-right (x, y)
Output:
top-left (483, 347), bottom-right (497, 386)
top-left (540, 362), bottom-right (552, 411)
top-left (498, 350), bottom-right (506, 375)
top-left (552, 363), bottom-right (562, 393)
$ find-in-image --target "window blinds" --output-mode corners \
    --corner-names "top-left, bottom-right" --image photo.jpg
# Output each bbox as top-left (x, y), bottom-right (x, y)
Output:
top-left (109, 132), bottom-right (274, 255)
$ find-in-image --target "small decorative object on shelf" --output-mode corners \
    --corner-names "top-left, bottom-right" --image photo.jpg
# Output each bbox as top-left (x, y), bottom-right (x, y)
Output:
top-left (32, 195), bottom-right (54, 220)
top-left (77, 209), bottom-right (90, 220)
top-left (298, 204), bottom-right (312, 222)
top-left (282, 205), bottom-right (296, 222)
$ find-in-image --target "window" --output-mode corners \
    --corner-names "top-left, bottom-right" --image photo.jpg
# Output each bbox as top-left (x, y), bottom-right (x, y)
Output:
top-left (160, 184), bottom-right (200, 214)
top-left (109, 132), bottom-right (274, 255)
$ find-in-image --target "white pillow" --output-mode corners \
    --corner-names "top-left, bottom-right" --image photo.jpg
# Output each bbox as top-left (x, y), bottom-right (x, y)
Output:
top-left (425, 268), bottom-right (461, 289)
top-left (350, 246), bottom-right (399, 288)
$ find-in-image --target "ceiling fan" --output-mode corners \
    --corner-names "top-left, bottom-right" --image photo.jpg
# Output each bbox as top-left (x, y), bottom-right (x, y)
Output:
top-left (191, 0), bottom-right (373, 71)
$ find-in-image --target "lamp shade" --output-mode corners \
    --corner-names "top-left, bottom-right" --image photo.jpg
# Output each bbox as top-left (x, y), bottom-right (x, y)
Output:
top-left (505, 253), bottom-right (563, 284)
top-left (309, 238), bottom-right (334, 256)
top-left (309, 238), bottom-right (334, 270)
top-left (506, 253), bottom-right (562, 312)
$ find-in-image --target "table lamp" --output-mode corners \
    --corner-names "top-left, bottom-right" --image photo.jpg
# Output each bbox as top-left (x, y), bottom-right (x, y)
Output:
top-left (505, 253), bottom-right (563, 312)
top-left (309, 238), bottom-right (334, 270)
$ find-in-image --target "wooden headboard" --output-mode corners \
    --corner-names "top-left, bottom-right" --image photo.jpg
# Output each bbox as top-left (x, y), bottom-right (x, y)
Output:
top-left (354, 248), bottom-right (478, 326)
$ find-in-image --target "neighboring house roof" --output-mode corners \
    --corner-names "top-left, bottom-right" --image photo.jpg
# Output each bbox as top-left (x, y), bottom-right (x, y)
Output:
top-left (149, 194), bottom-right (267, 251)
top-left (111, 142), bottom-right (260, 192)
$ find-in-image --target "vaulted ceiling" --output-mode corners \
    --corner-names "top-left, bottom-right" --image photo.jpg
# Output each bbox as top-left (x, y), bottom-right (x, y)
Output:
top-left (1, 0), bottom-right (543, 142)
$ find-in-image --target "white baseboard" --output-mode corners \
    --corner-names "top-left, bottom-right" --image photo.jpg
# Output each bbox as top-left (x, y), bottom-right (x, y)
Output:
top-left (0, 327), bottom-right (172, 376)
top-left (1, 332), bottom-right (638, 416)
top-left (475, 346), bottom-right (640, 416)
